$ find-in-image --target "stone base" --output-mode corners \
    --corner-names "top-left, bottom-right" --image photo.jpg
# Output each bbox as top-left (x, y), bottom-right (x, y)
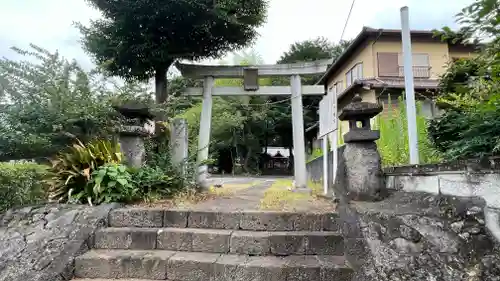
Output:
top-left (118, 134), bottom-right (146, 168)
top-left (343, 142), bottom-right (385, 201)
top-left (293, 188), bottom-right (313, 195)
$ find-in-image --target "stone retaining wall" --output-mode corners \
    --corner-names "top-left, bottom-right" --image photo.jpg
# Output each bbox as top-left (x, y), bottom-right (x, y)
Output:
top-left (331, 148), bottom-right (500, 280)
top-left (0, 203), bottom-right (117, 281)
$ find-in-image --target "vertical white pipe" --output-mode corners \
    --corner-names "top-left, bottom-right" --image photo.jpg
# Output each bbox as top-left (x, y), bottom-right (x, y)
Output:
top-left (332, 132), bottom-right (338, 183)
top-left (400, 6), bottom-right (420, 164)
top-left (322, 137), bottom-right (328, 195)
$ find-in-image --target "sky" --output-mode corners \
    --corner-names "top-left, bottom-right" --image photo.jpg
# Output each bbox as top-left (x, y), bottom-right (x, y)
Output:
top-left (0, 0), bottom-right (474, 70)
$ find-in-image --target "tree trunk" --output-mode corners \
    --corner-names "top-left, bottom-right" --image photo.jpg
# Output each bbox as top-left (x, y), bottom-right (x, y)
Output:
top-left (243, 147), bottom-right (252, 173)
top-left (153, 63), bottom-right (172, 139)
top-left (155, 66), bottom-right (169, 105)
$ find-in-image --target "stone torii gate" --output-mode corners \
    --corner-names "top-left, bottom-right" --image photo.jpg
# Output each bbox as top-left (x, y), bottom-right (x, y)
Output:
top-left (176, 59), bottom-right (332, 189)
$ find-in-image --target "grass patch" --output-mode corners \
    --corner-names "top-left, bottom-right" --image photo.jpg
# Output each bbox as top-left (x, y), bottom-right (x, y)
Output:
top-left (260, 179), bottom-right (313, 210)
top-left (308, 180), bottom-right (323, 196)
top-left (259, 179), bottom-right (336, 211)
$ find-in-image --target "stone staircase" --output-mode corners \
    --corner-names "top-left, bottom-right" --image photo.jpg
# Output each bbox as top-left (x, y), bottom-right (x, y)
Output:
top-left (72, 207), bottom-right (353, 281)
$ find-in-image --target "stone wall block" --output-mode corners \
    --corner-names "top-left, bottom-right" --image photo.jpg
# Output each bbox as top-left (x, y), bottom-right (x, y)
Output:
top-left (229, 231), bottom-right (270, 255)
top-left (188, 211), bottom-right (240, 229)
top-left (240, 211), bottom-right (294, 231)
top-left (269, 232), bottom-right (307, 255)
top-left (306, 232), bottom-right (344, 255)
top-left (167, 252), bottom-right (220, 281)
top-left (164, 210), bottom-right (189, 228)
top-left (94, 227), bottom-right (158, 249)
top-left (108, 208), bottom-right (163, 227)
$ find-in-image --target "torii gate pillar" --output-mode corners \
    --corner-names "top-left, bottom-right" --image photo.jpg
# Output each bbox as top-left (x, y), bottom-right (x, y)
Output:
top-left (197, 76), bottom-right (214, 189)
top-left (290, 75), bottom-right (307, 188)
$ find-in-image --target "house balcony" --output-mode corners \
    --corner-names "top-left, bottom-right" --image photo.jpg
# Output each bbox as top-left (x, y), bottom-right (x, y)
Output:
top-left (398, 66), bottom-right (431, 78)
top-left (380, 66), bottom-right (431, 78)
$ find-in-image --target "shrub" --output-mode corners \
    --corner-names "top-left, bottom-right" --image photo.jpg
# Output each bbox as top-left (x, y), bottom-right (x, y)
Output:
top-left (130, 138), bottom-right (198, 201)
top-left (0, 162), bottom-right (49, 211)
top-left (428, 101), bottom-right (500, 159)
top-left (132, 165), bottom-right (178, 197)
top-left (47, 138), bottom-right (123, 203)
top-left (83, 163), bottom-right (138, 204)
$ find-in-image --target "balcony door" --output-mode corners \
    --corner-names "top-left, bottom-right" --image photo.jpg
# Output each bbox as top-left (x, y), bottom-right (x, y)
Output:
top-left (377, 52), bottom-right (430, 78)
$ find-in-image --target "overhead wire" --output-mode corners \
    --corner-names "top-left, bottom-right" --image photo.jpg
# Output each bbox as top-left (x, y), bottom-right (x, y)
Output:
top-left (340, 0), bottom-right (356, 42)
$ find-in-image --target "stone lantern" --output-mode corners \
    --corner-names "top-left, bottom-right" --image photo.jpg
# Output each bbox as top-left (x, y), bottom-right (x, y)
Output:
top-left (339, 94), bottom-right (386, 201)
top-left (339, 94), bottom-right (382, 143)
top-left (113, 102), bottom-right (154, 168)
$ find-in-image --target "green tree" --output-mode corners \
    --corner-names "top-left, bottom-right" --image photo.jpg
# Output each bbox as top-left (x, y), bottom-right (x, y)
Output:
top-left (0, 44), bottom-right (149, 160)
top-left (78, 0), bottom-right (268, 106)
top-left (429, 0), bottom-right (500, 159)
top-left (270, 38), bottom-right (351, 150)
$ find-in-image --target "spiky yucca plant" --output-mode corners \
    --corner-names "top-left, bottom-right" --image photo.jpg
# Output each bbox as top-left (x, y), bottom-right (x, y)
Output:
top-left (46, 138), bottom-right (123, 203)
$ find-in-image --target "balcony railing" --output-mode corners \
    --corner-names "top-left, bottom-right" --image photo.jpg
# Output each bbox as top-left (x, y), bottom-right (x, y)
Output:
top-left (398, 66), bottom-right (431, 78)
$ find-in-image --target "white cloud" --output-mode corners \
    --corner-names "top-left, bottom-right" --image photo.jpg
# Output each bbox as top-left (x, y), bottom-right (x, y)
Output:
top-left (0, 0), bottom-right (474, 68)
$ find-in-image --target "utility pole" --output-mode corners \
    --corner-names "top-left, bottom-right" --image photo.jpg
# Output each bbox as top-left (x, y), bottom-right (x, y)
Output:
top-left (400, 6), bottom-right (420, 164)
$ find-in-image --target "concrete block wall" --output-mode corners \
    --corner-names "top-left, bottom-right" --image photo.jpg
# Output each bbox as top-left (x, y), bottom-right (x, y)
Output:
top-left (306, 146), bottom-right (345, 197)
top-left (384, 164), bottom-right (500, 209)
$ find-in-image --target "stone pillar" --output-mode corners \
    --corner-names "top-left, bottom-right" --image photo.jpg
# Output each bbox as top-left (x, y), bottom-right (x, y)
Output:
top-left (339, 94), bottom-right (385, 201)
top-left (290, 74), bottom-right (307, 189)
top-left (197, 76), bottom-right (214, 190)
top-left (171, 118), bottom-right (188, 172)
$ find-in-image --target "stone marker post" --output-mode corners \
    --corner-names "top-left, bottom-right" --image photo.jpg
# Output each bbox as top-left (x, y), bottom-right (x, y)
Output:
top-left (170, 118), bottom-right (188, 173)
top-left (339, 94), bottom-right (385, 201)
top-left (113, 103), bottom-right (154, 168)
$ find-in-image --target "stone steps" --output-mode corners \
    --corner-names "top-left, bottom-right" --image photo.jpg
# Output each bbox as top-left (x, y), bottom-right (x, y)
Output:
top-left (93, 227), bottom-right (343, 256)
top-left (109, 208), bottom-right (340, 231)
top-left (72, 278), bottom-right (151, 281)
top-left (74, 249), bottom-right (352, 281)
top-left (70, 208), bottom-right (352, 281)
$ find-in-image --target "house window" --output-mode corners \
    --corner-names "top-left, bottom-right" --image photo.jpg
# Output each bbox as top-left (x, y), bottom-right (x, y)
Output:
top-left (346, 63), bottom-right (363, 87)
top-left (378, 52), bottom-right (430, 78)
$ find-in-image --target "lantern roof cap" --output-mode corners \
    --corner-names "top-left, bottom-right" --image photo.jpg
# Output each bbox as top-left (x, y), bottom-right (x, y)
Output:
top-left (339, 94), bottom-right (383, 121)
top-left (113, 102), bottom-right (154, 120)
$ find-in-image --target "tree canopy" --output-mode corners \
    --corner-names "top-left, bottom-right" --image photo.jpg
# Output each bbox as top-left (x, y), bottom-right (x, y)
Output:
top-left (269, 38), bottom-right (352, 149)
top-left (78, 0), bottom-right (268, 104)
top-left (0, 45), bottom-right (150, 160)
top-left (428, 0), bottom-right (500, 159)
